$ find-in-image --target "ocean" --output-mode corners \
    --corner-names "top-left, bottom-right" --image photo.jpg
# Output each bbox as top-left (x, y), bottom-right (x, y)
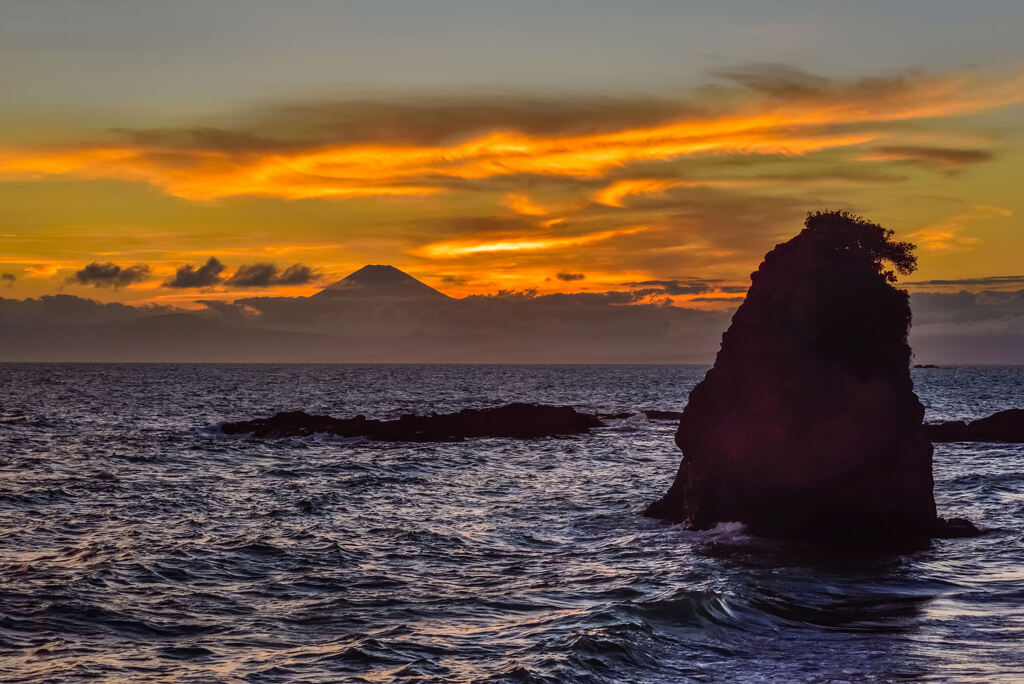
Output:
top-left (1, 364), bottom-right (1022, 682)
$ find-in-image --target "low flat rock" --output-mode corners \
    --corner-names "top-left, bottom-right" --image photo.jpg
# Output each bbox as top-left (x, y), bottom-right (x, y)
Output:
top-left (926, 409), bottom-right (1024, 443)
top-left (642, 410), bottom-right (683, 421)
top-left (221, 403), bottom-right (603, 442)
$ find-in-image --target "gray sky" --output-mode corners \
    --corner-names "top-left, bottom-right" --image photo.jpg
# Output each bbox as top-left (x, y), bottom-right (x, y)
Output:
top-left (4, 0), bottom-right (1023, 126)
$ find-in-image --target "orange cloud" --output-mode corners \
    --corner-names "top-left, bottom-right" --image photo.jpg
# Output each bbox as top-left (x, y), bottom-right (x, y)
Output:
top-left (1, 71), bottom-right (1020, 202)
top-left (502, 192), bottom-right (551, 216)
top-left (909, 205), bottom-right (1012, 251)
top-left (594, 179), bottom-right (687, 207)
top-left (23, 262), bottom-right (69, 278)
top-left (412, 226), bottom-right (649, 259)
top-left (591, 178), bottom-right (766, 207)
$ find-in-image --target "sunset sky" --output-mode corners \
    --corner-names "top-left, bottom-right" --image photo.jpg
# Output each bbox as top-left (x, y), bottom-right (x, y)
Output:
top-left (2, 0), bottom-right (1023, 309)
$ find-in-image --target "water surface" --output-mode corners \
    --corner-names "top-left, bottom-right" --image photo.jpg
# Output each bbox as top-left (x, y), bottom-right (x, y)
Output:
top-left (1, 364), bottom-right (1021, 682)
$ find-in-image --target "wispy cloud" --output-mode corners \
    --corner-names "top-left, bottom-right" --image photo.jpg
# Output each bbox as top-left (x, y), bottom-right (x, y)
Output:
top-left (411, 225), bottom-right (649, 259)
top-left (594, 179), bottom-right (686, 208)
top-left (909, 205), bottom-right (1012, 251)
top-left (502, 192), bottom-right (552, 216)
top-left (906, 275), bottom-right (1024, 289)
top-left (623, 278), bottom-right (748, 296)
top-left (858, 145), bottom-right (993, 171)
top-left (1, 69), bottom-right (1020, 202)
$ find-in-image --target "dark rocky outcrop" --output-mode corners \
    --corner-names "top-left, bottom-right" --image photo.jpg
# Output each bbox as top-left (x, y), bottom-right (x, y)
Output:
top-left (926, 409), bottom-right (1024, 442)
top-left (645, 211), bottom-right (978, 544)
top-left (643, 410), bottom-right (684, 421)
top-left (222, 403), bottom-right (603, 442)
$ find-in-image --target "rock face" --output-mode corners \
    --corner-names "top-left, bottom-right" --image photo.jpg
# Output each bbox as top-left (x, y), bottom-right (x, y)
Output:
top-left (222, 403), bottom-right (602, 442)
top-left (645, 211), bottom-right (974, 544)
top-left (926, 409), bottom-right (1024, 442)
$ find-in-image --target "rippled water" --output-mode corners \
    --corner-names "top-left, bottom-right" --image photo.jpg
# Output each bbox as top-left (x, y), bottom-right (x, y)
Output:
top-left (1, 364), bottom-right (1022, 682)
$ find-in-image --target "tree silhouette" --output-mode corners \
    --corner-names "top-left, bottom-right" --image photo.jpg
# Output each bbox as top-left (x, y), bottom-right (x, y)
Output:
top-left (803, 210), bottom-right (917, 282)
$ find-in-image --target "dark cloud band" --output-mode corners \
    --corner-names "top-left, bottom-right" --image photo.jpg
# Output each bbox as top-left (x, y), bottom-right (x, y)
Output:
top-left (68, 262), bottom-right (151, 288)
top-left (163, 257), bottom-right (226, 289)
top-left (227, 263), bottom-right (319, 288)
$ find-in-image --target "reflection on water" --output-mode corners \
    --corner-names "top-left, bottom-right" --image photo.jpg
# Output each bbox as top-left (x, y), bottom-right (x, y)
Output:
top-left (0, 364), bottom-right (1021, 682)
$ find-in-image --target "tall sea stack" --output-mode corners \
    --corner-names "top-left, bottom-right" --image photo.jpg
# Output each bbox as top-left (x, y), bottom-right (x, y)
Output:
top-left (645, 211), bottom-right (972, 544)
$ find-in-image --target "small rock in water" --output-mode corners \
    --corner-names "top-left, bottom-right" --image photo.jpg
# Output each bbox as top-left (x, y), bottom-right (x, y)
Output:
top-left (934, 517), bottom-right (982, 538)
top-left (642, 410), bottom-right (683, 421)
top-left (925, 409), bottom-right (1024, 443)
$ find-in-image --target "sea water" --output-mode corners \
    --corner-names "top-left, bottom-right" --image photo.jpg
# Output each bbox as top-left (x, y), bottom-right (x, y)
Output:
top-left (1, 364), bottom-right (1022, 682)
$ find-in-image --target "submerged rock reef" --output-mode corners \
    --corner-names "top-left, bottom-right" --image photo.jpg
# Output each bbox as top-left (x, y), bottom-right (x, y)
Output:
top-left (645, 211), bottom-right (978, 544)
top-left (222, 403), bottom-right (603, 442)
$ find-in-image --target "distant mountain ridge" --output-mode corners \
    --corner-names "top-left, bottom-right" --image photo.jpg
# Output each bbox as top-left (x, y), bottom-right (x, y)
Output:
top-left (314, 264), bottom-right (450, 299)
top-left (1, 262), bottom-right (1018, 363)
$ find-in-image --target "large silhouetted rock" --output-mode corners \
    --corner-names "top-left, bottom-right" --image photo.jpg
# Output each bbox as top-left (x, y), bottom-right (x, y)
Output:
top-left (222, 403), bottom-right (602, 442)
top-left (645, 211), bottom-right (977, 544)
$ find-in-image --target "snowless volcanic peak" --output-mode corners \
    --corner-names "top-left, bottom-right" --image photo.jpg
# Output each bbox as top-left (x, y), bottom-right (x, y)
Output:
top-left (314, 265), bottom-right (450, 299)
